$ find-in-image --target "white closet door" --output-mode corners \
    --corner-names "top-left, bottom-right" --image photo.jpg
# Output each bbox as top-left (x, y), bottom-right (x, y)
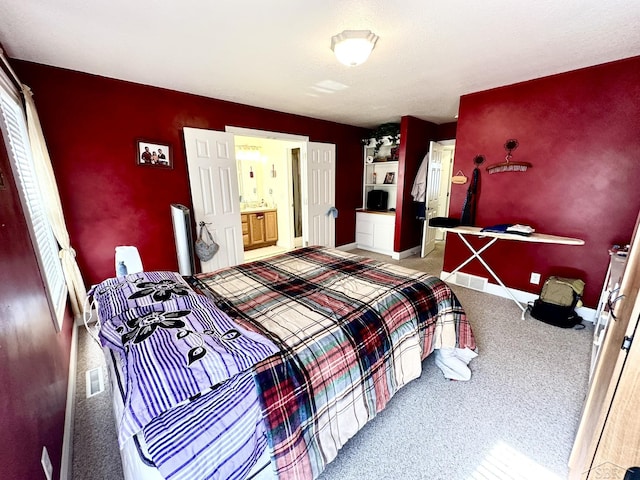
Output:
top-left (184, 127), bottom-right (244, 271)
top-left (302, 142), bottom-right (336, 248)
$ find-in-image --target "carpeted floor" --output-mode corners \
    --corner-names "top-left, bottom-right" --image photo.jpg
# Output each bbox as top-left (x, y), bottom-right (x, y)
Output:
top-left (72, 243), bottom-right (592, 480)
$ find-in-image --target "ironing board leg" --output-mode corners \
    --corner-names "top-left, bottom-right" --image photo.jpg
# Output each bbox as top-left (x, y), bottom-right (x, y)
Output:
top-left (444, 233), bottom-right (528, 319)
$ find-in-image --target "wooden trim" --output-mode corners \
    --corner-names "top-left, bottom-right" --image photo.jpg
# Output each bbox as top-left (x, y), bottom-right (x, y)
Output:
top-left (568, 209), bottom-right (640, 479)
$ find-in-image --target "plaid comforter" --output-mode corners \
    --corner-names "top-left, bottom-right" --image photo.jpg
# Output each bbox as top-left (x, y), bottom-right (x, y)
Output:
top-left (192, 247), bottom-right (476, 480)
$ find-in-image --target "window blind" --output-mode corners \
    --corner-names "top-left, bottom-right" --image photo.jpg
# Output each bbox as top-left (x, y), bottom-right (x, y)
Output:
top-left (0, 81), bottom-right (67, 330)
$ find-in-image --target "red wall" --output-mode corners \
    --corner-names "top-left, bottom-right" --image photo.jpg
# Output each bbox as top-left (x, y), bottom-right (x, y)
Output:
top-left (13, 61), bottom-right (367, 287)
top-left (0, 129), bottom-right (74, 479)
top-left (436, 121), bottom-right (458, 140)
top-left (446, 56), bottom-right (640, 306)
top-left (393, 116), bottom-right (456, 253)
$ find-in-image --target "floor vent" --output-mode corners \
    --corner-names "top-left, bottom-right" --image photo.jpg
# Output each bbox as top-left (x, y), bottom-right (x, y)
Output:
top-left (85, 367), bottom-right (105, 398)
top-left (453, 272), bottom-right (488, 292)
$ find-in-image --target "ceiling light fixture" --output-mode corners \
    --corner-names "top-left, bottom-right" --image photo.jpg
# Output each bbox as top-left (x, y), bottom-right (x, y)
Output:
top-left (330, 30), bottom-right (379, 67)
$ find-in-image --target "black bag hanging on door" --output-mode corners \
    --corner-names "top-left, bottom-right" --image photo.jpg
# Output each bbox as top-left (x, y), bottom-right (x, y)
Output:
top-left (195, 222), bottom-right (219, 262)
top-left (529, 276), bottom-right (585, 328)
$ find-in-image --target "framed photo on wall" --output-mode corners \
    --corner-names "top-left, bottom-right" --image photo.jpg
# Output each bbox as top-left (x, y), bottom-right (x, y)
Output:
top-left (136, 139), bottom-right (172, 168)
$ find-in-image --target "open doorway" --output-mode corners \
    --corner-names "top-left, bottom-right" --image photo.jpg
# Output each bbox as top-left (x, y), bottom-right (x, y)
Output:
top-left (421, 140), bottom-right (455, 261)
top-left (183, 127), bottom-right (335, 272)
top-left (234, 135), bottom-right (302, 261)
top-left (227, 126), bottom-right (336, 263)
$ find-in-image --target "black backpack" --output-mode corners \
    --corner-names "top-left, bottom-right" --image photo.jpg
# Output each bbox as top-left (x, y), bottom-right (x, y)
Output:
top-left (529, 276), bottom-right (585, 328)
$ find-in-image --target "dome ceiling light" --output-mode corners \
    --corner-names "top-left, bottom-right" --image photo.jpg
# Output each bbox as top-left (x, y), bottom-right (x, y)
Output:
top-left (330, 30), bottom-right (379, 67)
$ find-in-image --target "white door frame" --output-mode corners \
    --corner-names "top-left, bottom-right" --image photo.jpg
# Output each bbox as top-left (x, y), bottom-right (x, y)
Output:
top-left (225, 126), bottom-right (309, 143)
top-left (225, 126), bottom-right (336, 250)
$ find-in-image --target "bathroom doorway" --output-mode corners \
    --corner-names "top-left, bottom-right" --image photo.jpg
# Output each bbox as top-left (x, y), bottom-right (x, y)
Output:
top-left (184, 126), bottom-right (335, 270)
top-left (231, 130), bottom-right (333, 261)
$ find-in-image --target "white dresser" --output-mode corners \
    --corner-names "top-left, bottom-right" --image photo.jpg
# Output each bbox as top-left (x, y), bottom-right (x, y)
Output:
top-left (355, 210), bottom-right (395, 256)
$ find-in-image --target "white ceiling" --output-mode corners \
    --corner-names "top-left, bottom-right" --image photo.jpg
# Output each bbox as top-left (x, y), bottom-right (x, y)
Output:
top-left (1, 0), bottom-right (639, 128)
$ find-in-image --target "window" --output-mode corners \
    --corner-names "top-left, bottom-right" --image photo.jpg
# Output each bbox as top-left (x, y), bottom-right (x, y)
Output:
top-left (0, 71), bottom-right (67, 330)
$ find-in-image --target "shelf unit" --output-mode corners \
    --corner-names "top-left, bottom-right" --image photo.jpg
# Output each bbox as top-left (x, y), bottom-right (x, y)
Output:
top-left (356, 137), bottom-right (399, 256)
top-left (362, 137), bottom-right (399, 211)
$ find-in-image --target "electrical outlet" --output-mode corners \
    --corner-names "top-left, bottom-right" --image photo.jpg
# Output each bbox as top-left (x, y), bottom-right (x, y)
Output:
top-left (41, 446), bottom-right (53, 480)
top-left (530, 272), bottom-right (541, 285)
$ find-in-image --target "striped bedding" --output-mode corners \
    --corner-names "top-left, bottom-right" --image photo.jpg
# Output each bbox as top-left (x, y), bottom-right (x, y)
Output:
top-left (191, 246), bottom-right (476, 480)
top-left (91, 272), bottom-right (279, 480)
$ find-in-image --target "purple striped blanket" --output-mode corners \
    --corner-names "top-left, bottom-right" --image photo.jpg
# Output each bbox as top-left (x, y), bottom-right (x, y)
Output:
top-left (191, 246), bottom-right (476, 480)
top-left (92, 271), bottom-right (279, 479)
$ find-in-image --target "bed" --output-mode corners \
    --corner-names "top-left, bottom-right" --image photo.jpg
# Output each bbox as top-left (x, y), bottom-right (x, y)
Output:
top-left (87, 246), bottom-right (477, 480)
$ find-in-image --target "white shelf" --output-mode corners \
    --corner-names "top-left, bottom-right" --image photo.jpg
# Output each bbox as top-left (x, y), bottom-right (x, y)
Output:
top-left (358, 137), bottom-right (399, 257)
top-left (363, 138), bottom-right (399, 211)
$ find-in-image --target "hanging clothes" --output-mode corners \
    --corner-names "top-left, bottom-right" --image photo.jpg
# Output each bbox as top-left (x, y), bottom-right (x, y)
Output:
top-left (412, 152), bottom-right (429, 220)
top-left (411, 152), bottom-right (429, 202)
top-left (460, 166), bottom-right (480, 225)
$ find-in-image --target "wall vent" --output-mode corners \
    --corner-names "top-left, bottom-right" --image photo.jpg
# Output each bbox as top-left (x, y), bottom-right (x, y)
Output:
top-left (453, 272), bottom-right (488, 292)
top-left (85, 367), bottom-right (105, 398)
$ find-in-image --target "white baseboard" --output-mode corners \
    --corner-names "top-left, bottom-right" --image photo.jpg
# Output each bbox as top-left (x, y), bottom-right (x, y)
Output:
top-left (344, 243), bottom-right (422, 261)
top-left (441, 270), bottom-right (597, 323)
top-left (60, 319), bottom-right (78, 480)
top-left (336, 242), bottom-right (357, 252)
top-left (392, 245), bottom-right (421, 260)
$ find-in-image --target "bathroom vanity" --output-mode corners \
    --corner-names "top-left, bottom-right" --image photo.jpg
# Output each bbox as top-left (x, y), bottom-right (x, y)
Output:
top-left (241, 208), bottom-right (278, 250)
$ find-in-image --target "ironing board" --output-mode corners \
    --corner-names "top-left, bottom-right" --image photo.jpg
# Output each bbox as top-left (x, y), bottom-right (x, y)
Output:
top-left (438, 226), bottom-right (585, 319)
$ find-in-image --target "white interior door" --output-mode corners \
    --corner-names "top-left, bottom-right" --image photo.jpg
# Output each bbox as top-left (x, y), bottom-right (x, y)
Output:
top-left (302, 142), bottom-right (336, 248)
top-left (421, 141), bottom-right (445, 257)
top-left (184, 127), bottom-right (244, 272)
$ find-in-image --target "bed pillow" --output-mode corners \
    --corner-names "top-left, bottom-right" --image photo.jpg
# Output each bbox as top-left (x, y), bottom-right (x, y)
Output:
top-left (89, 271), bottom-right (196, 322)
top-left (101, 294), bottom-right (279, 448)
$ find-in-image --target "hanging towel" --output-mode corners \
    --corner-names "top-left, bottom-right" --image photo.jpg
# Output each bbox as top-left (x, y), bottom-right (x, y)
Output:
top-left (411, 152), bottom-right (429, 202)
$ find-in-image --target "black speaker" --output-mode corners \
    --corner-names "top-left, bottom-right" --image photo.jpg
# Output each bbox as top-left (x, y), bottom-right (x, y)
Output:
top-left (366, 190), bottom-right (388, 211)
